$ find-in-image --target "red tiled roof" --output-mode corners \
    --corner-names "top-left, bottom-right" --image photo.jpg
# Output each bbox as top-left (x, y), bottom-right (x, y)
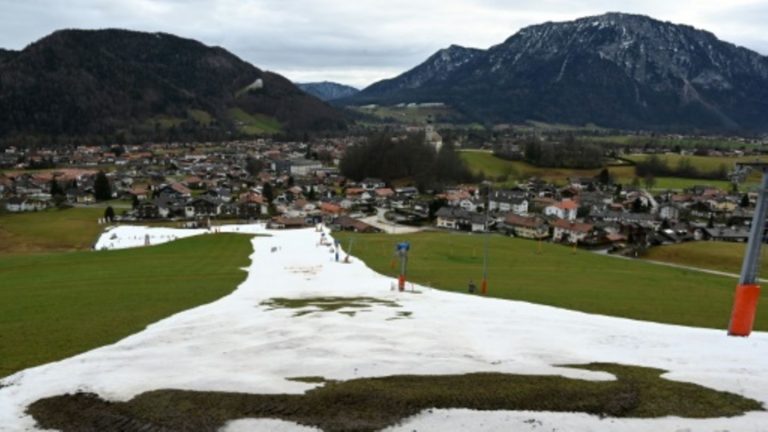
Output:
top-left (550, 218), bottom-right (593, 233)
top-left (375, 188), bottom-right (394, 197)
top-left (555, 199), bottom-right (578, 210)
top-left (320, 202), bottom-right (343, 214)
top-left (504, 214), bottom-right (545, 228)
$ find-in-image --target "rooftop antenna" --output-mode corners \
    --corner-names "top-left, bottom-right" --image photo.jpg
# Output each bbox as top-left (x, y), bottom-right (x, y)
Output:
top-left (728, 161), bottom-right (768, 336)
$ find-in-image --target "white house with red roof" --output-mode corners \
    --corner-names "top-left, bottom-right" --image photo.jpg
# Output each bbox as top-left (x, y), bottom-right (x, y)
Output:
top-left (544, 199), bottom-right (578, 220)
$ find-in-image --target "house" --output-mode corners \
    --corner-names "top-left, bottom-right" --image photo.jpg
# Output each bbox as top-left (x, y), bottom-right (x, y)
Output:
top-left (170, 183), bottom-right (192, 197)
top-left (374, 188), bottom-right (395, 200)
top-left (75, 190), bottom-right (95, 204)
top-left (361, 178), bottom-right (386, 190)
top-left (5, 197), bottom-right (47, 212)
top-left (550, 219), bottom-right (595, 243)
top-left (701, 227), bottom-right (750, 242)
top-left (435, 207), bottom-right (488, 232)
top-left (129, 185), bottom-right (149, 201)
top-left (457, 198), bottom-right (483, 212)
top-left (332, 216), bottom-right (379, 233)
top-left (590, 210), bottom-right (658, 227)
top-left (136, 201), bottom-right (160, 219)
top-left (185, 197), bottom-right (220, 218)
top-left (659, 203), bottom-right (681, 222)
top-left (320, 201), bottom-right (344, 215)
top-left (289, 159), bottom-right (323, 176)
top-left (394, 186), bottom-right (419, 197)
top-left (269, 215), bottom-right (308, 229)
top-left (503, 214), bottom-right (549, 239)
top-left (488, 190), bottom-right (528, 215)
top-left (544, 199), bottom-right (578, 220)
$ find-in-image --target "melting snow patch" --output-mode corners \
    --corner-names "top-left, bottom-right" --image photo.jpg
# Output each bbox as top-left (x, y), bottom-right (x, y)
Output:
top-left (1, 226), bottom-right (767, 431)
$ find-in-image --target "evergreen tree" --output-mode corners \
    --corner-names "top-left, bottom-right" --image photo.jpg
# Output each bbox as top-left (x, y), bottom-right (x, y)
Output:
top-left (740, 194), bottom-right (751, 208)
top-left (245, 157), bottom-right (263, 177)
top-left (262, 182), bottom-right (274, 202)
top-left (94, 171), bottom-right (112, 201)
top-left (50, 178), bottom-right (64, 196)
top-left (643, 174), bottom-right (656, 190)
top-left (597, 168), bottom-right (612, 185)
top-left (104, 206), bottom-right (115, 222)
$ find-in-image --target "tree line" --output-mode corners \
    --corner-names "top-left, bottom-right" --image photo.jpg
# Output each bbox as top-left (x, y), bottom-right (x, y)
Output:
top-left (634, 154), bottom-right (728, 180)
top-left (520, 137), bottom-right (604, 169)
top-left (340, 132), bottom-right (475, 190)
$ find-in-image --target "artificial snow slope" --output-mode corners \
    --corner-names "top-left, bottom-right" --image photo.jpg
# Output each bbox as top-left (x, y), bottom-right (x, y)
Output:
top-left (1, 226), bottom-right (767, 431)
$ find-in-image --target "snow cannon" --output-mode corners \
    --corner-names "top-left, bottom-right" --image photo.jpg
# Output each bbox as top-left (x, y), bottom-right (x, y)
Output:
top-left (728, 162), bottom-right (768, 336)
top-left (395, 242), bottom-right (411, 292)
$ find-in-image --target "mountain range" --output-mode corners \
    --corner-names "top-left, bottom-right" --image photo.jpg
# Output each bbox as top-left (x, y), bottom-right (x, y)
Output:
top-left (297, 81), bottom-right (359, 101)
top-left (0, 29), bottom-right (345, 145)
top-left (346, 13), bottom-right (768, 132)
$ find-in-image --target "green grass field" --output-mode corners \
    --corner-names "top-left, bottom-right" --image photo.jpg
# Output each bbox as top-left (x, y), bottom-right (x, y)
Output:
top-left (0, 207), bottom-right (106, 255)
top-left (643, 241), bottom-right (765, 275)
top-left (352, 105), bottom-right (463, 125)
top-left (0, 233), bottom-right (253, 378)
top-left (460, 150), bottom-right (635, 185)
top-left (460, 150), bottom-right (749, 190)
top-left (590, 136), bottom-right (756, 149)
top-left (625, 153), bottom-right (767, 179)
top-left (650, 177), bottom-right (733, 191)
top-left (334, 231), bottom-right (767, 331)
top-left (187, 109), bottom-right (213, 125)
top-left (227, 108), bottom-right (282, 135)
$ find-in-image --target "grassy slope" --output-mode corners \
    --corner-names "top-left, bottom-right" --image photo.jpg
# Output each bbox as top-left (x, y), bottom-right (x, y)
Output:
top-left (0, 207), bottom-right (105, 255)
top-left (334, 231), bottom-right (767, 331)
top-left (0, 234), bottom-right (253, 378)
top-left (352, 105), bottom-right (462, 124)
top-left (227, 107), bottom-right (282, 135)
top-left (643, 241), bottom-right (767, 275)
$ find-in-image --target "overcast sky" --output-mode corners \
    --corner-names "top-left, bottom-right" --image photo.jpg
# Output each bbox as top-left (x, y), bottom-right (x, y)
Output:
top-left (1, 0), bottom-right (767, 88)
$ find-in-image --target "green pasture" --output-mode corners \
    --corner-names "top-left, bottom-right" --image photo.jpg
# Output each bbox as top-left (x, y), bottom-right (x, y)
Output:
top-left (0, 233), bottom-right (253, 378)
top-left (334, 231), bottom-right (767, 331)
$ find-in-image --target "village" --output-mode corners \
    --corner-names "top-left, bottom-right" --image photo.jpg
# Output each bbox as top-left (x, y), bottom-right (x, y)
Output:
top-left (1, 133), bottom-right (762, 258)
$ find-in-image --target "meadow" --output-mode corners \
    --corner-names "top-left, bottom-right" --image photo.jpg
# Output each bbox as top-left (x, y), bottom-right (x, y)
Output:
top-left (624, 153), bottom-right (768, 176)
top-left (227, 107), bottom-right (282, 135)
top-left (589, 135), bottom-right (757, 150)
top-left (460, 150), bottom-right (635, 185)
top-left (460, 150), bottom-right (744, 190)
top-left (643, 241), bottom-right (765, 275)
top-left (334, 231), bottom-right (766, 331)
top-left (0, 233), bottom-right (253, 378)
top-left (0, 207), bottom-right (106, 255)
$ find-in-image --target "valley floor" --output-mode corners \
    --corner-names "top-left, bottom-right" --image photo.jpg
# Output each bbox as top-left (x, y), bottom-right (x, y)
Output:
top-left (1, 226), bottom-right (767, 431)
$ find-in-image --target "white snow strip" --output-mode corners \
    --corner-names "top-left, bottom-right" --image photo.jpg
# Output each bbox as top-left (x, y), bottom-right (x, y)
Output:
top-left (1, 226), bottom-right (767, 432)
top-left (223, 418), bottom-right (320, 432)
top-left (92, 223), bottom-right (269, 250)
